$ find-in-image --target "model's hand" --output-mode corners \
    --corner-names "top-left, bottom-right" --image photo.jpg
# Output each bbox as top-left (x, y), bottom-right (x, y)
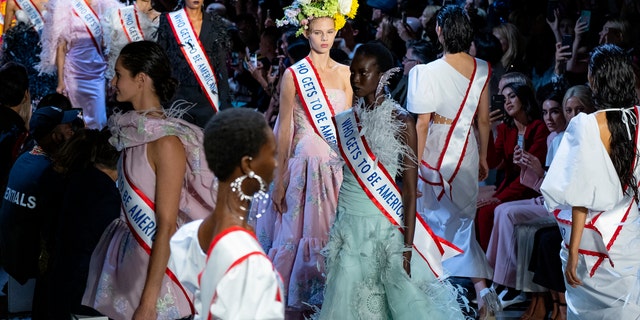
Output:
top-left (272, 182), bottom-right (287, 214)
top-left (132, 303), bottom-right (157, 320)
top-left (56, 82), bottom-right (67, 96)
top-left (479, 158), bottom-right (489, 181)
top-left (565, 251), bottom-right (582, 287)
top-left (402, 251), bottom-right (412, 276)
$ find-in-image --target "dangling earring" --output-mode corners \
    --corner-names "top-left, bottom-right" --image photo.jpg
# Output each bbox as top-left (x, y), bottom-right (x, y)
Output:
top-left (230, 170), bottom-right (267, 203)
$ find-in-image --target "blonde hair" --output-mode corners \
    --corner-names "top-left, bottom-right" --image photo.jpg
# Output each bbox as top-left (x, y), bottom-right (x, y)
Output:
top-left (493, 23), bottom-right (524, 68)
top-left (563, 85), bottom-right (595, 113)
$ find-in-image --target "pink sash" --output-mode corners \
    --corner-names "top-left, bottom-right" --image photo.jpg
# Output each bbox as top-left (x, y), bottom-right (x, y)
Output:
top-left (420, 59), bottom-right (489, 201)
top-left (335, 109), bottom-right (463, 278)
top-left (290, 57), bottom-right (338, 148)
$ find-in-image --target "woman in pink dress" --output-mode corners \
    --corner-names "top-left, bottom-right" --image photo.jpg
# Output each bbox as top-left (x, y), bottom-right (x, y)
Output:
top-left (265, 0), bottom-right (355, 316)
top-left (82, 41), bottom-right (216, 320)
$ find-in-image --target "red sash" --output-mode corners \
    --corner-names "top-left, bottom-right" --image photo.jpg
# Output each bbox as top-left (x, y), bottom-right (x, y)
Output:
top-left (290, 57), bottom-right (338, 148)
top-left (167, 9), bottom-right (219, 112)
top-left (419, 59), bottom-right (489, 201)
top-left (198, 227), bottom-right (283, 319)
top-left (117, 5), bottom-right (144, 42)
top-left (335, 109), bottom-right (463, 278)
top-left (14, 0), bottom-right (44, 33)
top-left (117, 154), bottom-right (195, 313)
top-left (71, 0), bottom-right (103, 55)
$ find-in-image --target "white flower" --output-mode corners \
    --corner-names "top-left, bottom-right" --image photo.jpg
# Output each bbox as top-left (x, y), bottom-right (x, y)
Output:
top-left (338, 0), bottom-right (351, 15)
top-left (285, 8), bottom-right (298, 18)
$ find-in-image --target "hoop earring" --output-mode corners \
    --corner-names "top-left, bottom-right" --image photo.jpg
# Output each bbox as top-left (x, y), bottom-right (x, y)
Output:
top-left (230, 170), bottom-right (266, 202)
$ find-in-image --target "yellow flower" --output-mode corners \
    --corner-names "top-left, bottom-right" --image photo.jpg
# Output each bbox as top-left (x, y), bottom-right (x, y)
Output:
top-left (334, 13), bottom-right (346, 30)
top-left (347, 0), bottom-right (358, 19)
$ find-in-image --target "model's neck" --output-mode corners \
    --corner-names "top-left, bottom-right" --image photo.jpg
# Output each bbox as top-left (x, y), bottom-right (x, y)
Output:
top-left (308, 52), bottom-right (334, 72)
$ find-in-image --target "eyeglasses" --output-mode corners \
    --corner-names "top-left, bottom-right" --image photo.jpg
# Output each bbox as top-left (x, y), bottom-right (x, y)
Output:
top-left (402, 56), bottom-right (419, 63)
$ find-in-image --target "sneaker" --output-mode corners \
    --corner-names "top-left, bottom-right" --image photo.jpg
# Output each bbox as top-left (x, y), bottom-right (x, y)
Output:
top-left (498, 289), bottom-right (527, 309)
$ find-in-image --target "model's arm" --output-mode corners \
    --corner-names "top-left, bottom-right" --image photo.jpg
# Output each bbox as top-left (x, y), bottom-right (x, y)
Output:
top-left (566, 206), bottom-right (586, 288)
top-left (398, 111), bottom-right (418, 276)
top-left (133, 135), bottom-right (187, 320)
top-left (272, 69), bottom-right (295, 214)
top-left (415, 113), bottom-right (431, 165)
top-left (55, 41), bottom-right (67, 94)
top-left (477, 79), bottom-right (491, 181)
top-left (3, 0), bottom-right (16, 34)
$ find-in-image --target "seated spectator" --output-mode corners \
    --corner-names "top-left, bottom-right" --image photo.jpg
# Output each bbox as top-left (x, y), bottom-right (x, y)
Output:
top-left (391, 39), bottom-right (438, 108)
top-left (476, 82), bottom-right (549, 251)
top-left (485, 90), bottom-right (566, 309)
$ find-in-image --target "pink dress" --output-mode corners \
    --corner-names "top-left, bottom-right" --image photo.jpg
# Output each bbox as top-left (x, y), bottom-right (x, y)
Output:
top-left (82, 111), bottom-right (216, 319)
top-left (259, 88), bottom-right (347, 310)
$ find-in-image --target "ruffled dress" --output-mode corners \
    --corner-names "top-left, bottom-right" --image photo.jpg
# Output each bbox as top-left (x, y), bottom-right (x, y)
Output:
top-left (318, 99), bottom-right (467, 320)
top-left (259, 88), bottom-right (347, 309)
top-left (82, 111), bottom-right (217, 320)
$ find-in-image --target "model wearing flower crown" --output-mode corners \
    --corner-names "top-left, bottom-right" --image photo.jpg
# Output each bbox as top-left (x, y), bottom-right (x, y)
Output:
top-left (264, 0), bottom-right (355, 317)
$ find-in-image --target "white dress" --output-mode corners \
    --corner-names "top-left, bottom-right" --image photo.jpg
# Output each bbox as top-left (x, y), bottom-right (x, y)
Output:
top-left (541, 110), bottom-right (640, 319)
top-left (169, 219), bottom-right (207, 315)
top-left (407, 59), bottom-right (493, 279)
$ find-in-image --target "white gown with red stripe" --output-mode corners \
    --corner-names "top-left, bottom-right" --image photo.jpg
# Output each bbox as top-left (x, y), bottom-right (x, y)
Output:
top-left (541, 110), bottom-right (640, 319)
top-left (407, 59), bottom-right (493, 279)
top-left (196, 226), bottom-right (285, 320)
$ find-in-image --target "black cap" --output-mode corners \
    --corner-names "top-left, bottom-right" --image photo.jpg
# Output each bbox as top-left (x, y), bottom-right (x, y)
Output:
top-left (29, 106), bottom-right (82, 141)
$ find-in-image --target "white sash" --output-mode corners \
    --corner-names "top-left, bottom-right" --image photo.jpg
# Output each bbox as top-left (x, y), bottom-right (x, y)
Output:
top-left (198, 227), bottom-right (282, 315)
top-left (420, 59), bottom-right (489, 201)
top-left (117, 155), bottom-right (195, 313)
top-left (553, 106), bottom-right (640, 277)
top-left (290, 57), bottom-right (338, 148)
top-left (167, 9), bottom-right (219, 112)
top-left (335, 110), bottom-right (463, 279)
top-left (14, 0), bottom-right (44, 34)
top-left (118, 5), bottom-right (144, 42)
top-left (71, 0), bottom-right (103, 54)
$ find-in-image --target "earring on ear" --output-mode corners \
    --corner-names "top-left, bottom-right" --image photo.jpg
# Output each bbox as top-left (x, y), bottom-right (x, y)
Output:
top-left (230, 170), bottom-right (267, 207)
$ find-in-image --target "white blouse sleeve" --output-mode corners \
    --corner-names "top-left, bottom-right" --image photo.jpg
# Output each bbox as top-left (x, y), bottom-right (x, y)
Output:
top-left (541, 113), bottom-right (623, 211)
top-left (210, 254), bottom-right (284, 320)
top-left (406, 65), bottom-right (436, 115)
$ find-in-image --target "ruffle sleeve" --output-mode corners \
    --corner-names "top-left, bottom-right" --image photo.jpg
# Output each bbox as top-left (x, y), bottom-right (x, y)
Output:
top-left (541, 113), bottom-right (623, 211)
top-left (406, 64), bottom-right (436, 115)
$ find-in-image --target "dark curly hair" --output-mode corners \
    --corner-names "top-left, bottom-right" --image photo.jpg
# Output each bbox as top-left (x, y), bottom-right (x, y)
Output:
top-left (204, 108), bottom-right (269, 181)
top-left (118, 41), bottom-right (178, 103)
top-left (589, 44), bottom-right (639, 201)
top-left (502, 82), bottom-right (542, 128)
top-left (436, 5), bottom-right (473, 54)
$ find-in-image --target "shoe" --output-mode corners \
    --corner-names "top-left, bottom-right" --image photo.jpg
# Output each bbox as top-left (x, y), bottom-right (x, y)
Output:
top-left (499, 289), bottom-right (527, 309)
top-left (480, 287), bottom-right (502, 313)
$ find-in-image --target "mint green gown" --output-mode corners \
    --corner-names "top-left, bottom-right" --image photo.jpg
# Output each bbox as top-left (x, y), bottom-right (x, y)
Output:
top-left (317, 99), bottom-right (468, 320)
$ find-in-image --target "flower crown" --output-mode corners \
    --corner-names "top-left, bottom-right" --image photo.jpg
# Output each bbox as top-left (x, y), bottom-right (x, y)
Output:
top-left (276, 0), bottom-right (359, 36)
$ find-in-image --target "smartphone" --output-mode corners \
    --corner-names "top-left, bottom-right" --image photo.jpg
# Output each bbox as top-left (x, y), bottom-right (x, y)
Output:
top-left (580, 10), bottom-right (591, 31)
top-left (517, 134), bottom-right (525, 150)
top-left (491, 94), bottom-right (505, 120)
top-left (250, 53), bottom-right (258, 67)
top-left (401, 11), bottom-right (407, 25)
top-left (562, 34), bottom-right (573, 57)
top-left (231, 52), bottom-right (240, 67)
top-left (547, 0), bottom-right (559, 22)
